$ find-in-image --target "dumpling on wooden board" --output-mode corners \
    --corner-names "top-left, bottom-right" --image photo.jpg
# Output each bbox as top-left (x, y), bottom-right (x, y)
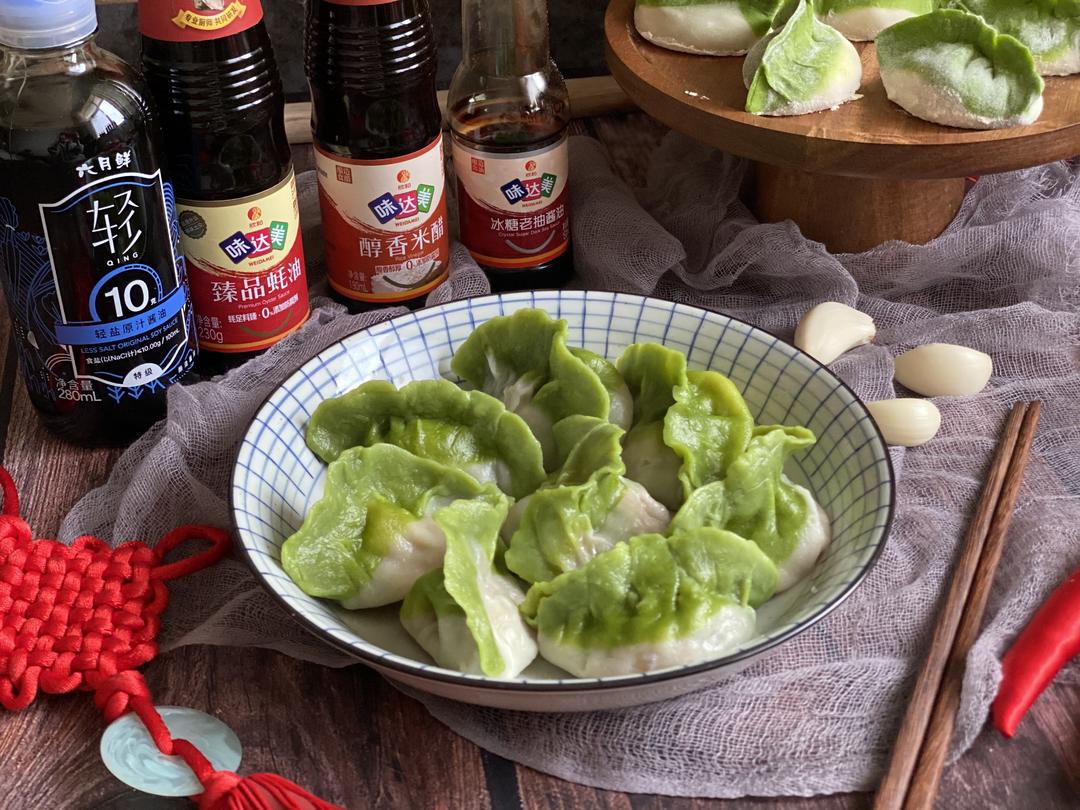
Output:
top-left (742, 0), bottom-right (863, 116)
top-left (945, 0), bottom-right (1079, 75)
top-left (877, 8), bottom-right (1045, 129)
top-left (815, 0), bottom-right (934, 41)
top-left (634, 0), bottom-right (785, 56)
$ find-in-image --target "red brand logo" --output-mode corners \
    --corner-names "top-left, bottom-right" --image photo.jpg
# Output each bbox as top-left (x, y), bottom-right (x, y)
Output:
top-left (397, 169), bottom-right (411, 184)
top-left (525, 160), bottom-right (537, 172)
top-left (471, 157), bottom-right (486, 175)
top-left (336, 165), bottom-right (353, 184)
top-left (247, 206), bottom-right (262, 221)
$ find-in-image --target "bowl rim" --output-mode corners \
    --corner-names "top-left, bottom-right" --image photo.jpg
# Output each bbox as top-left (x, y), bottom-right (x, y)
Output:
top-left (231, 290), bottom-right (895, 692)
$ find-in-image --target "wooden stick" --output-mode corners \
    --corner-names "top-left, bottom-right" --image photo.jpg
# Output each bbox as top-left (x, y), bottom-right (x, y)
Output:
top-left (902, 401), bottom-right (1042, 810)
top-left (873, 402), bottom-right (1031, 810)
top-left (283, 75), bottom-right (635, 145)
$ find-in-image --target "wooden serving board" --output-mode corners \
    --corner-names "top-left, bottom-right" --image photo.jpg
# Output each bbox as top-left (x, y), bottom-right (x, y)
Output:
top-left (604, 0), bottom-right (1080, 250)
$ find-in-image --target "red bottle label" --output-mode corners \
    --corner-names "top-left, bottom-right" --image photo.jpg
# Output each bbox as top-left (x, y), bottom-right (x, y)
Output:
top-left (139, 0), bottom-right (264, 42)
top-left (452, 134), bottom-right (570, 270)
top-left (177, 169), bottom-right (309, 352)
top-left (315, 135), bottom-right (450, 303)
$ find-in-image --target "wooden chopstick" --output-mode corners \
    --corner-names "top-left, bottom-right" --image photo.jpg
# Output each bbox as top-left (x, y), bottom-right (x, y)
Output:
top-left (901, 401), bottom-right (1041, 809)
top-left (873, 401), bottom-right (1041, 810)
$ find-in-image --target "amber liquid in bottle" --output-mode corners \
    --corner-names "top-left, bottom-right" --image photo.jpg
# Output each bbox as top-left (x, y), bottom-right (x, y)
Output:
top-left (448, 0), bottom-right (573, 291)
top-left (306, 0), bottom-right (449, 312)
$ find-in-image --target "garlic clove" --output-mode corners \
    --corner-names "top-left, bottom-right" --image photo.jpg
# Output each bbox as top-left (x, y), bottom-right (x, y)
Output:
top-left (894, 343), bottom-right (992, 397)
top-left (866, 398), bottom-right (941, 447)
top-left (794, 302), bottom-right (876, 365)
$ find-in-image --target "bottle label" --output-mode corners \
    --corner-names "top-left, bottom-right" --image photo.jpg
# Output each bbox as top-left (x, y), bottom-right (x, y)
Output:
top-left (452, 134), bottom-right (570, 270)
top-left (8, 159), bottom-right (197, 405)
top-left (177, 170), bottom-right (309, 353)
top-left (139, 0), bottom-right (264, 42)
top-left (315, 135), bottom-right (450, 303)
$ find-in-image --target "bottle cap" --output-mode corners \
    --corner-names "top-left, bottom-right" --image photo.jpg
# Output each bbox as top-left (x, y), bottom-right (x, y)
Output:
top-left (0, 0), bottom-right (96, 50)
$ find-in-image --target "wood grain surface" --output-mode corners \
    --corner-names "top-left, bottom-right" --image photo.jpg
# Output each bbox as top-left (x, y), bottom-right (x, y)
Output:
top-left (0, 114), bottom-right (1077, 810)
top-left (605, 0), bottom-right (1080, 179)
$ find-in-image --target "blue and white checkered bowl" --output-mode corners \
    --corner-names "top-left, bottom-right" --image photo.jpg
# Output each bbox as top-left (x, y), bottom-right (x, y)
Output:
top-left (232, 291), bottom-right (894, 711)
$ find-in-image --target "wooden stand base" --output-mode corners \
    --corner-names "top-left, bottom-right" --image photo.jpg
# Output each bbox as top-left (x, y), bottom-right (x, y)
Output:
top-left (751, 164), bottom-right (968, 254)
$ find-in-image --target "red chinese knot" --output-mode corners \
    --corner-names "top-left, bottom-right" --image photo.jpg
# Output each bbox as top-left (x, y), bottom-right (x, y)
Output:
top-left (0, 467), bottom-right (341, 810)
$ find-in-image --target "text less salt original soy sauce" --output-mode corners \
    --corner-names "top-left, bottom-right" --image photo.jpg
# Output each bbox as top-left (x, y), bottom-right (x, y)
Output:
top-left (0, 0), bottom-right (198, 445)
top-left (306, 0), bottom-right (450, 310)
top-left (141, 0), bottom-right (309, 374)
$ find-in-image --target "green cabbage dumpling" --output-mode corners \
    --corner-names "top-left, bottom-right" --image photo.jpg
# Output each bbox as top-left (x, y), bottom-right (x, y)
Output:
top-left (671, 425), bottom-right (830, 590)
top-left (521, 529), bottom-right (779, 677)
top-left (305, 378), bottom-right (545, 499)
top-left (743, 0), bottom-right (863, 116)
top-left (813, 0), bottom-right (934, 41)
top-left (618, 343), bottom-right (754, 510)
top-left (281, 444), bottom-right (510, 609)
top-left (400, 500), bottom-right (537, 678)
top-left (633, 0), bottom-right (785, 56)
top-left (946, 0), bottom-right (1079, 75)
top-left (503, 419), bottom-right (671, 584)
top-left (877, 8), bottom-right (1045, 129)
top-left (451, 309), bottom-right (630, 470)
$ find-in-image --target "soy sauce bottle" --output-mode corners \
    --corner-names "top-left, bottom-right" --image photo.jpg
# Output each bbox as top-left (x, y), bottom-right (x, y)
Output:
top-left (306, 0), bottom-right (450, 311)
top-left (448, 0), bottom-right (572, 291)
top-left (0, 0), bottom-right (198, 445)
top-left (141, 0), bottom-right (309, 375)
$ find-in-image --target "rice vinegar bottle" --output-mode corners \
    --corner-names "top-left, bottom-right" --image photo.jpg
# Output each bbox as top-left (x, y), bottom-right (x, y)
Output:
top-left (306, 0), bottom-right (450, 311)
top-left (448, 0), bottom-right (572, 291)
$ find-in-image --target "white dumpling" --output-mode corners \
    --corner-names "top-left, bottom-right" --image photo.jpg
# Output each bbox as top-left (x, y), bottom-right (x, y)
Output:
top-left (635, 1), bottom-right (768, 55)
top-left (342, 516), bottom-right (447, 609)
top-left (775, 480), bottom-right (832, 591)
top-left (622, 421), bottom-right (684, 511)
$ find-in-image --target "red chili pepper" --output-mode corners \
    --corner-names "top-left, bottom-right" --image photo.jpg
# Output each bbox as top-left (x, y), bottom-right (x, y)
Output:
top-left (992, 566), bottom-right (1080, 737)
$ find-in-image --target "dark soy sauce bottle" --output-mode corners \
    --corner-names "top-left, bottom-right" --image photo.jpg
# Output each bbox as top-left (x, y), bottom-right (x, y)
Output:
top-left (141, 0), bottom-right (310, 377)
top-left (449, 0), bottom-right (573, 291)
top-left (306, 0), bottom-right (451, 312)
top-left (0, 0), bottom-right (198, 445)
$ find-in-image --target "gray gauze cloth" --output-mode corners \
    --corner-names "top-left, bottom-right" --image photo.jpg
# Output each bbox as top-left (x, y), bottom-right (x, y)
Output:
top-left (61, 134), bottom-right (1080, 798)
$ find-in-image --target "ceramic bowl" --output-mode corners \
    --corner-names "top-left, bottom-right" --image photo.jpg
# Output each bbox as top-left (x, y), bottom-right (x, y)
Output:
top-left (232, 291), bottom-right (894, 711)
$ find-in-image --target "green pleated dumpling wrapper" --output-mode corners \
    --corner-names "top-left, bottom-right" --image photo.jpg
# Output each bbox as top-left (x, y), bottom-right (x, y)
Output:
top-left (944, 0), bottom-right (1079, 75)
top-left (617, 343), bottom-right (690, 511)
top-left (811, 0), bottom-right (934, 41)
top-left (568, 346), bottom-right (634, 431)
top-left (400, 499), bottom-right (537, 679)
top-left (305, 378), bottom-right (545, 499)
top-left (281, 444), bottom-right (511, 609)
top-left (671, 424), bottom-right (831, 591)
top-left (503, 419), bottom-right (671, 584)
top-left (633, 0), bottom-right (786, 56)
top-left (520, 529), bottom-right (779, 678)
top-left (743, 0), bottom-right (863, 116)
top-left (618, 342), bottom-right (755, 511)
top-left (876, 8), bottom-right (1045, 129)
top-left (450, 309), bottom-right (621, 471)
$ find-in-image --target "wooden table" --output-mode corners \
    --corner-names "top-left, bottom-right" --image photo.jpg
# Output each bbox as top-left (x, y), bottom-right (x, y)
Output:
top-left (2, 112), bottom-right (1078, 810)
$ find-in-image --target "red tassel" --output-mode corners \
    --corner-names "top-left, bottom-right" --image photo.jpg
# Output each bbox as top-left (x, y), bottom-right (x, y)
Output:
top-left (197, 771), bottom-right (344, 810)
